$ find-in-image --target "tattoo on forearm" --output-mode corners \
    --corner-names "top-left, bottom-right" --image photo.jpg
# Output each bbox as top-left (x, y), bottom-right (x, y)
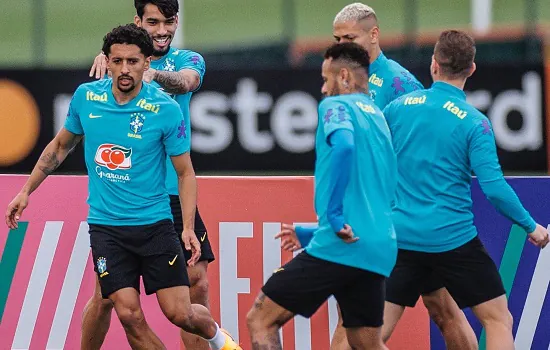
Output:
top-left (39, 152), bottom-right (60, 175)
top-left (155, 71), bottom-right (189, 94)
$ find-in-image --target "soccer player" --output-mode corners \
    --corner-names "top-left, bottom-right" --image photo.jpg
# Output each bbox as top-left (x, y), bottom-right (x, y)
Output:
top-left (246, 42), bottom-right (397, 350)
top-left (381, 30), bottom-right (549, 350)
top-left (85, 2), bottom-right (214, 349)
top-left (5, 24), bottom-right (240, 350)
top-left (330, 3), bottom-right (477, 349)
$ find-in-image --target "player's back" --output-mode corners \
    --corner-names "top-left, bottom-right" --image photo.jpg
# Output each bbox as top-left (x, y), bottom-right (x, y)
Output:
top-left (66, 79), bottom-right (188, 225)
top-left (307, 93), bottom-right (397, 277)
top-left (384, 81), bottom-right (485, 252)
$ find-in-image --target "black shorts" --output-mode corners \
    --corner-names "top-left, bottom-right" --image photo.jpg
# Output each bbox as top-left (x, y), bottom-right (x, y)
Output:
top-left (386, 236), bottom-right (505, 309)
top-left (90, 219), bottom-right (190, 298)
top-left (262, 251), bottom-right (385, 328)
top-left (170, 195), bottom-right (215, 265)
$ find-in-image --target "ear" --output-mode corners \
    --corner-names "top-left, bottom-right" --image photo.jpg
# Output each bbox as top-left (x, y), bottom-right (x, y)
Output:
top-left (468, 62), bottom-right (476, 78)
top-left (370, 26), bottom-right (379, 44)
top-left (430, 55), bottom-right (438, 75)
top-left (339, 67), bottom-right (350, 82)
top-left (134, 15), bottom-right (141, 26)
top-left (175, 14), bottom-right (179, 27)
top-left (144, 56), bottom-right (151, 71)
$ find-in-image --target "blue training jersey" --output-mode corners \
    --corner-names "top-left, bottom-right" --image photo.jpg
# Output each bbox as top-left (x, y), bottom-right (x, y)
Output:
top-left (368, 52), bottom-right (423, 109)
top-left (64, 79), bottom-right (190, 226)
top-left (306, 93), bottom-right (397, 276)
top-left (149, 47), bottom-right (206, 195)
top-left (383, 81), bottom-right (536, 252)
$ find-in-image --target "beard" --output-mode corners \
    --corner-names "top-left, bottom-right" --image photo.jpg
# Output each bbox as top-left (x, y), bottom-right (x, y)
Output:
top-left (153, 45), bottom-right (170, 57)
top-left (323, 84), bottom-right (341, 98)
top-left (117, 76), bottom-right (136, 93)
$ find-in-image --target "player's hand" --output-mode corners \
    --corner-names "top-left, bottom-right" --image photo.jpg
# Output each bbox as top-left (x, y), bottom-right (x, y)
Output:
top-left (5, 192), bottom-right (29, 229)
top-left (275, 224), bottom-right (302, 252)
top-left (143, 68), bottom-right (157, 83)
top-left (89, 52), bottom-right (109, 80)
top-left (182, 228), bottom-right (201, 266)
top-left (528, 224), bottom-right (549, 249)
top-left (336, 224), bottom-right (359, 244)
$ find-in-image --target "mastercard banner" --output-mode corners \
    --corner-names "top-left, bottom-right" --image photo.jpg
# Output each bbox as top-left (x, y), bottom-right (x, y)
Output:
top-left (0, 175), bottom-right (549, 349)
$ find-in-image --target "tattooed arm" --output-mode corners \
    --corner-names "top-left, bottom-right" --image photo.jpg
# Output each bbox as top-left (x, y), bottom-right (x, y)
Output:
top-left (22, 128), bottom-right (83, 195)
top-left (6, 128), bottom-right (82, 228)
top-left (150, 69), bottom-right (200, 95)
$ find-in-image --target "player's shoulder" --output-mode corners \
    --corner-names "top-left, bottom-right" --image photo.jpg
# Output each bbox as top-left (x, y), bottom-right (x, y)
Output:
top-left (319, 93), bottom-right (366, 109)
top-left (384, 58), bottom-right (421, 82)
top-left (142, 83), bottom-right (180, 109)
top-left (73, 79), bottom-right (111, 102)
top-left (385, 88), bottom-right (430, 109)
top-left (171, 48), bottom-right (205, 64)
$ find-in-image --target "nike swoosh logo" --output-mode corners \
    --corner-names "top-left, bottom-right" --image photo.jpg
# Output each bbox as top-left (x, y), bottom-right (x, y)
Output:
top-left (200, 232), bottom-right (207, 242)
top-left (169, 255), bottom-right (178, 265)
top-left (273, 268), bottom-right (284, 273)
top-left (89, 113), bottom-right (102, 119)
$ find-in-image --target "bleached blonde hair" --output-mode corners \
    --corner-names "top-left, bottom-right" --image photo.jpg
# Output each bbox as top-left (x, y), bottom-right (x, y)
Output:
top-left (333, 3), bottom-right (377, 25)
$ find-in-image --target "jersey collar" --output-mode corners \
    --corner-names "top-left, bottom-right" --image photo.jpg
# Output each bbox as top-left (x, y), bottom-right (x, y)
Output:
top-left (431, 81), bottom-right (467, 100)
top-left (369, 51), bottom-right (387, 75)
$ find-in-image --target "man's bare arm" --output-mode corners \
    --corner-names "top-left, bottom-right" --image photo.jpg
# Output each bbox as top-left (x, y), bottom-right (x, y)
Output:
top-left (170, 152), bottom-right (197, 230)
top-left (154, 69), bottom-right (200, 95)
top-left (21, 128), bottom-right (83, 195)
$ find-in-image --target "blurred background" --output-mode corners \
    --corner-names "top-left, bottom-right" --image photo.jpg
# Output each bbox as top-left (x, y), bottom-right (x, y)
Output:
top-left (0, 0), bottom-right (549, 175)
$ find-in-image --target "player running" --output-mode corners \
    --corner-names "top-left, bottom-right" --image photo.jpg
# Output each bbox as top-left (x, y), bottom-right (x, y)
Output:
top-left (330, 3), bottom-right (477, 349)
top-left (85, 1), bottom-right (215, 349)
top-left (247, 42), bottom-right (397, 350)
top-left (6, 24), bottom-right (239, 350)
top-left (382, 29), bottom-right (549, 350)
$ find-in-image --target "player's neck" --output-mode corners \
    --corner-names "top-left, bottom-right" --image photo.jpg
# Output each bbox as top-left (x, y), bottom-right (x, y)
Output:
top-left (369, 46), bottom-right (381, 64)
top-left (434, 77), bottom-right (466, 90)
top-left (112, 81), bottom-right (143, 105)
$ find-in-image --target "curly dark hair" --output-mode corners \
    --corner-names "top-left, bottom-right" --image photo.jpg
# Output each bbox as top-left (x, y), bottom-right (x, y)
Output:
top-left (134, 0), bottom-right (179, 19)
top-left (324, 42), bottom-right (370, 75)
top-left (434, 30), bottom-right (476, 79)
top-left (102, 23), bottom-right (154, 57)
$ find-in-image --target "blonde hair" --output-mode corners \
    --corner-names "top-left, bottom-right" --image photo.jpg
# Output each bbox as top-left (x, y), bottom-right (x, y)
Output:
top-left (333, 3), bottom-right (377, 25)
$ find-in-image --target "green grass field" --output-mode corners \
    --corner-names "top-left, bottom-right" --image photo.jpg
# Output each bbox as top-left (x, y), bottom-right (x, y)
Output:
top-left (1, 0), bottom-right (549, 67)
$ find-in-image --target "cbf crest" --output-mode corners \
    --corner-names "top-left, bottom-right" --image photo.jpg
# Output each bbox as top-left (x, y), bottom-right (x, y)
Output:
top-left (97, 257), bottom-right (109, 278)
top-left (128, 113), bottom-right (145, 139)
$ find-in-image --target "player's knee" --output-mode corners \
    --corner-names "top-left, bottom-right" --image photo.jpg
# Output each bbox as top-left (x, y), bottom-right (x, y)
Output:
top-left (116, 305), bottom-right (146, 330)
top-left (87, 294), bottom-right (113, 314)
top-left (479, 307), bottom-right (513, 331)
top-left (189, 275), bottom-right (209, 305)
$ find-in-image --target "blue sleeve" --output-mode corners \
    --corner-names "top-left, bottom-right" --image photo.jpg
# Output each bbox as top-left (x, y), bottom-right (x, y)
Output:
top-left (319, 99), bottom-right (354, 141)
top-left (327, 129), bottom-right (354, 232)
top-left (163, 103), bottom-right (190, 156)
top-left (469, 118), bottom-right (536, 233)
top-left (295, 226), bottom-right (317, 247)
top-left (387, 71), bottom-right (423, 105)
top-left (176, 51), bottom-right (206, 92)
top-left (63, 87), bottom-right (84, 135)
